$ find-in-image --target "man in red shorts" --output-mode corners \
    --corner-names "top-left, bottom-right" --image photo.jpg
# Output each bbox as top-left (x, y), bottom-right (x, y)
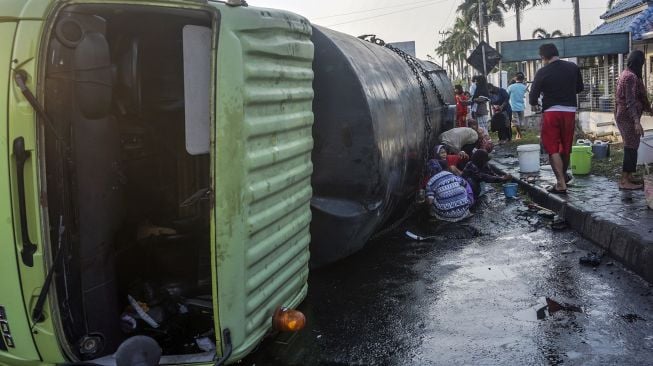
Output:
top-left (529, 43), bottom-right (584, 194)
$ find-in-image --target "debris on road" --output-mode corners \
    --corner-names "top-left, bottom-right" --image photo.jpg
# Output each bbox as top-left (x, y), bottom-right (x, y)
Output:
top-left (621, 313), bottom-right (646, 323)
top-left (579, 252), bottom-right (602, 267)
top-left (545, 297), bottom-right (583, 314)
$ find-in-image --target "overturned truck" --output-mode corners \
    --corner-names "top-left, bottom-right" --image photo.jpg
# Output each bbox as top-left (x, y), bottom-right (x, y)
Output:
top-left (0, 1), bottom-right (454, 365)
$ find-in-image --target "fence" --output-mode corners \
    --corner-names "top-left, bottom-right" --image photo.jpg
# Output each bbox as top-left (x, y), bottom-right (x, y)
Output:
top-left (577, 65), bottom-right (620, 113)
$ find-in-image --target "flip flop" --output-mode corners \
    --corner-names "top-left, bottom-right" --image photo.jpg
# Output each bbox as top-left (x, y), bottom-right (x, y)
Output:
top-left (546, 185), bottom-right (567, 195)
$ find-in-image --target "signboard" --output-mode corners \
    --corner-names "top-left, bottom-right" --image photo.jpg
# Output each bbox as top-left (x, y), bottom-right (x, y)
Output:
top-left (388, 41), bottom-right (416, 57)
top-left (497, 33), bottom-right (630, 62)
top-left (466, 41), bottom-right (502, 75)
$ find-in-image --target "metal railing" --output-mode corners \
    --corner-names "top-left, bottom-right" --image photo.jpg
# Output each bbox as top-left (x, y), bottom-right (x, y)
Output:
top-left (578, 65), bottom-right (620, 113)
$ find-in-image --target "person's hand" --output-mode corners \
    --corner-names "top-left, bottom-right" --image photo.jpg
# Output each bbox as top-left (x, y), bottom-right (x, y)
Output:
top-left (459, 151), bottom-right (469, 159)
top-left (635, 123), bottom-right (644, 137)
top-left (503, 174), bottom-right (513, 181)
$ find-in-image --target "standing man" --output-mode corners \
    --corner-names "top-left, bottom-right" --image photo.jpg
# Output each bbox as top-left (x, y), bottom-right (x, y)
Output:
top-left (507, 72), bottom-right (527, 140)
top-left (529, 44), bottom-right (584, 194)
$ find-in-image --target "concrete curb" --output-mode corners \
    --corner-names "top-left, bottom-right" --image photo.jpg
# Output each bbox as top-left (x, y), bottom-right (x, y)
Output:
top-left (491, 162), bottom-right (653, 284)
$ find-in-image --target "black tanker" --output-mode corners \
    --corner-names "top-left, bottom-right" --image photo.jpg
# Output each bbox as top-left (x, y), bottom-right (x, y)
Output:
top-left (309, 26), bottom-right (456, 267)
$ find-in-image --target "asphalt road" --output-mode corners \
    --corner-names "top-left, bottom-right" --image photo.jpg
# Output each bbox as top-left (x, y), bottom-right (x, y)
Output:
top-left (244, 189), bottom-right (653, 365)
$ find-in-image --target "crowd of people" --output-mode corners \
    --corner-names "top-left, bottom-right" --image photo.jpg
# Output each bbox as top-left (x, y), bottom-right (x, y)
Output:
top-left (427, 42), bottom-right (651, 222)
top-left (424, 125), bottom-right (511, 223)
top-left (453, 72), bottom-right (528, 145)
top-left (427, 43), bottom-right (583, 222)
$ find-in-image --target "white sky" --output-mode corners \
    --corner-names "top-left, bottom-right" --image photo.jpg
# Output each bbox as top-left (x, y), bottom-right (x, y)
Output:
top-left (248, 0), bottom-right (609, 60)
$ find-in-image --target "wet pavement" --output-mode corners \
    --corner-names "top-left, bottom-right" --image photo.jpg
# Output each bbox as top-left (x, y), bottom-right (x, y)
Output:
top-left (491, 144), bottom-right (653, 283)
top-left (243, 190), bottom-right (653, 365)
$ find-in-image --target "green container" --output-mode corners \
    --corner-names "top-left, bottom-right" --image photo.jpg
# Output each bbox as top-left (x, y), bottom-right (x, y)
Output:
top-left (570, 145), bottom-right (593, 175)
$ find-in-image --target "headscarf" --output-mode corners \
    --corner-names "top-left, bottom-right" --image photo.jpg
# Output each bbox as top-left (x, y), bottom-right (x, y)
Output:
top-left (627, 50), bottom-right (645, 80)
top-left (432, 144), bottom-right (446, 159)
top-left (426, 159), bottom-right (443, 177)
top-left (471, 149), bottom-right (490, 168)
top-left (472, 75), bottom-right (489, 100)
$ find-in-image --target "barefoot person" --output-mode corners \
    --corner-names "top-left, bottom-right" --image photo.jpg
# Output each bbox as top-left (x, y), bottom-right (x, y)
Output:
top-left (615, 50), bottom-right (651, 190)
top-left (529, 43), bottom-right (584, 194)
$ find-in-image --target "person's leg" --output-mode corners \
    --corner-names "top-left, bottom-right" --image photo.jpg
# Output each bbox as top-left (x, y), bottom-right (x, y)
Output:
top-left (560, 112), bottom-right (576, 184)
top-left (549, 153), bottom-right (567, 190)
top-left (621, 147), bottom-right (642, 189)
top-left (516, 111), bottom-right (524, 139)
top-left (541, 111), bottom-right (567, 191)
top-left (506, 116), bottom-right (513, 141)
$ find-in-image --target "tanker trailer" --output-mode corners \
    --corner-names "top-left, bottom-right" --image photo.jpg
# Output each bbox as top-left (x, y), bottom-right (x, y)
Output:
top-left (309, 27), bottom-right (456, 267)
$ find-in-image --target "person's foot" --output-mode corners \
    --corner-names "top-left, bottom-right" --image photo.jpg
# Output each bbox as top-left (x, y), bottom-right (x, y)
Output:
top-left (619, 180), bottom-right (643, 190)
top-left (546, 184), bottom-right (567, 194)
top-left (565, 173), bottom-right (575, 186)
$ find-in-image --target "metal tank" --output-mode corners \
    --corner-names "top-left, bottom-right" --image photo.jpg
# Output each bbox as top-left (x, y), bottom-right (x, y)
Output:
top-left (309, 26), bottom-right (456, 267)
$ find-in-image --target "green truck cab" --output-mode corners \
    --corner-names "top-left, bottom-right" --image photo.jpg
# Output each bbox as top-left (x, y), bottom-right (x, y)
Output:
top-left (0, 0), bottom-right (313, 364)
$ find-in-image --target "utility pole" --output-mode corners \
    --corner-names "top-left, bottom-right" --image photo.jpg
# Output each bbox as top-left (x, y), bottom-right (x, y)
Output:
top-left (438, 30), bottom-right (448, 70)
top-left (478, 0), bottom-right (484, 44)
top-left (478, 0), bottom-right (487, 76)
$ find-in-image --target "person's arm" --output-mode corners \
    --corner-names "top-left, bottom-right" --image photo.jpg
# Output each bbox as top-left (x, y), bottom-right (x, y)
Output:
top-left (576, 66), bottom-right (584, 93)
top-left (479, 166), bottom-right (511, 183)
top-left (450, 166), bottom-right (463, 176)
top-left (529, 71), bottom-right (542, 106)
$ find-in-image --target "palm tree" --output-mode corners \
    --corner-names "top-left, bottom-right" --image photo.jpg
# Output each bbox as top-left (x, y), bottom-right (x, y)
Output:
top-left (562, 0), bottom-right (582, 35)
top-left (607, 0), bottom-right (617, 9)
top-left (531, 27), bottom-right (565, 38)
top-left (572, 0), bottom-right (581, 35)
top-left (436, 17), bottom-right (479, 79)
top-left (457, 0), bottom-right (507, 44)
top-left (504, 0), bottom-right (551, 40)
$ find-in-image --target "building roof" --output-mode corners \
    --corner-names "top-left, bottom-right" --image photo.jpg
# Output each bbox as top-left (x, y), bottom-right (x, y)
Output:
top-left (590, 13), bottom-right (639, 34)
top-left (601, 0), bottom-right (649, 19)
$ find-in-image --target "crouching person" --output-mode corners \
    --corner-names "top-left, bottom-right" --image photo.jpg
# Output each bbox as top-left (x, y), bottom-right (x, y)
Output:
top-left (425, 160), bottom-right (474, 222)
top-left (462, 149), bottom-right (512, 200)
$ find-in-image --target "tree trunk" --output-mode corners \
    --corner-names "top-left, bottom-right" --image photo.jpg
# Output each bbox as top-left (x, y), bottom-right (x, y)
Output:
top-left (516, 4), bottom-right (521, 41)
top-left (573, 0), bottom-right (581, 36)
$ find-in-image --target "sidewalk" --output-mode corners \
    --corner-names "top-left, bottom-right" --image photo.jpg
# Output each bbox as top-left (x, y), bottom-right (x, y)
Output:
top-left (490, 144), bottom-right (653, 283)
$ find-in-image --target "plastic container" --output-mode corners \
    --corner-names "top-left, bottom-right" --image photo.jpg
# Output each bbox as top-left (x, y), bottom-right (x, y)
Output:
top-left (503, 183), bottom-right (518, 198)
top-left (637, 130), bottom-right (653, 165)
top-left (517, 144), bottom-right (540, 173)
top-left (576, 139), bottom-right (591, 146)
top-left (592, 141), bottom-right (609, 160)
top-left (571, 145), bottom-right (593, 174)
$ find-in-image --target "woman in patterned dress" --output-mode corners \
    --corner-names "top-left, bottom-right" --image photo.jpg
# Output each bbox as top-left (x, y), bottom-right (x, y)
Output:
top-left (615, 50), bottom-right (651, 190)
top-left (425, 160), bottom-right (473, 222)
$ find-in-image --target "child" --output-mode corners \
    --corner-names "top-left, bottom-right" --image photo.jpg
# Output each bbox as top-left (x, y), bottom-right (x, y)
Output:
top-left (462, 149), bottom-right (512, 200)
top-left (454, 84), bottom-right (468, 127)
top-left (433, 144), bottom-right (466, 175)
top-left (467, 119), bottom-right (494, 153)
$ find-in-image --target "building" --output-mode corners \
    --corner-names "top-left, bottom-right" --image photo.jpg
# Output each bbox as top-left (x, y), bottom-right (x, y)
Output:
top-left (584, 0), bottom-right (653, 136)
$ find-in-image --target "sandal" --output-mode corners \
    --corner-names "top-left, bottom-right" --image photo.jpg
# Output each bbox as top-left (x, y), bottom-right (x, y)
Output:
top-left (546, 186), bottom-right (567, 195)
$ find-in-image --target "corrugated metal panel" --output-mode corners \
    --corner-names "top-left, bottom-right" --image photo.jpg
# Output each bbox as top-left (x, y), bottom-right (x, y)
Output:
top-left (601, 0), bottom-right (648, 19)
top-left (590, 13), bottom-right (638, 35)
top-left (213, 4), bottom-right (314, 362)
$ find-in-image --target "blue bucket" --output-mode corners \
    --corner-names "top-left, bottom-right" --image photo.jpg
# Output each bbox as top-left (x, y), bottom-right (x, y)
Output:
top-left (503, 183), bottom-right (518, 198)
